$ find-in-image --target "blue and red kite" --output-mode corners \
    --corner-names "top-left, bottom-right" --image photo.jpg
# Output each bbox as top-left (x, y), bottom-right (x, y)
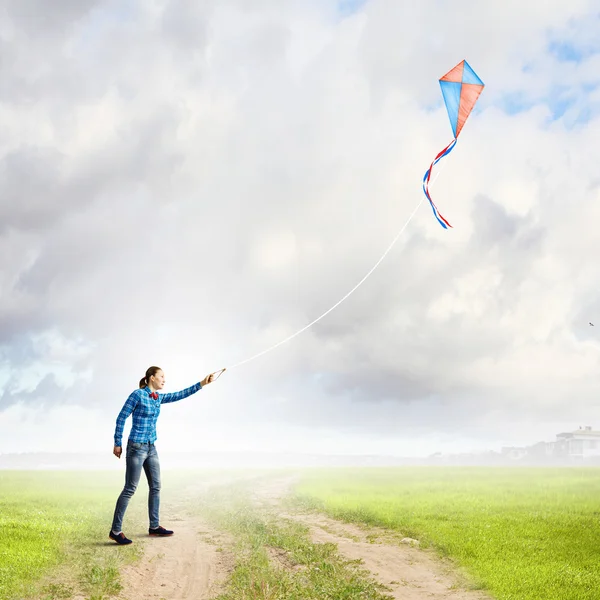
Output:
top-left (422, 60), bottom-right (485, 229)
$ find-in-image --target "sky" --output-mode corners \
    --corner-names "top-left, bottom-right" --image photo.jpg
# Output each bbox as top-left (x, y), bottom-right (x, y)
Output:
top-left (1, 0), bottom-right (600, 460)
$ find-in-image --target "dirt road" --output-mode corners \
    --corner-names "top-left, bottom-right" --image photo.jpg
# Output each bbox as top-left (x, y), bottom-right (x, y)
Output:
top-left (114, 475), bottom-right (491, 600)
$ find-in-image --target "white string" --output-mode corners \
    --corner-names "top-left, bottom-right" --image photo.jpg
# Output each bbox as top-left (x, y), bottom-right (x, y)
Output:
top-left (222, 161), bottom-right (449, 372)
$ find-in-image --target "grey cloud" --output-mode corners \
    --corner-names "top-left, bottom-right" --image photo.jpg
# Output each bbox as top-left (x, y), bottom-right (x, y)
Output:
top-left (468, 195), bottom-right (546, 288)
top-left (0, 147), bottom-right (69, 234)
top-left (0, 371), bottom-right (82, 411)
top-left (0, 1), bottom-right (104, 105)
top-left (161, 0), bottom-right (213, 52)
top-left (3, 0), bottom-right (102, 36)
top-left (470, 195), bottom-right (544, 250)
top-left (0, 306), bottom-right (48, 348)
top-left (1, 0), bottom-right (600, 458)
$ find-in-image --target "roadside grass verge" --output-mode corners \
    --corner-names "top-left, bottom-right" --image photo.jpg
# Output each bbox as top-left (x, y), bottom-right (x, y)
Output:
top-left (292, 466), bottom-right (600, 600)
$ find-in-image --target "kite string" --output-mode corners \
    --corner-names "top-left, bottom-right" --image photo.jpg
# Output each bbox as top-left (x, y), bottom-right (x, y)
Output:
top-left (223, 161), bottom-right (449, 372)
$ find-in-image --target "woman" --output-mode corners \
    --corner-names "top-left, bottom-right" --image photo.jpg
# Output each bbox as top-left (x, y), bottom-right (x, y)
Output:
top-left (109, 365), bottom-right (218, 545)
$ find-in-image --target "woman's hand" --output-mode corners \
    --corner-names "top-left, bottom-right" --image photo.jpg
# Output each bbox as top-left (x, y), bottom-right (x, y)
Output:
top-left (113, 445), bottom-right (122, 459)
top-left (201, 368), bottom-right (225, 386)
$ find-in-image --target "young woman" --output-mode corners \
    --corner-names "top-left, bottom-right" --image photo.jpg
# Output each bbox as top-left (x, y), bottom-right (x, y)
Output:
top-left (109, 365), bottom-right (219, 545)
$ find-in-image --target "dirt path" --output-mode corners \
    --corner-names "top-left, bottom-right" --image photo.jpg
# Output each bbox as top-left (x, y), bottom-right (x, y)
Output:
top-left (288, 512), bottom-right (490, 600)
top-left (116, 513), bottom-right (233, 600)
top-left (111, 476), bottom-right (243, 600)
top-left (68, 509), bottom-right (233, 600)
top-left (113, 474), bottom-right (493, 600)
top-left (255, 476), bottom-right (493, 600)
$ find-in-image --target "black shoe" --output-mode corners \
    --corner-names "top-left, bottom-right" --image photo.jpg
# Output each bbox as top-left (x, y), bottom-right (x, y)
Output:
top-left (149, 525), bottom-right (174, 536)
top-left (109, 530), bottom-right (132, 545)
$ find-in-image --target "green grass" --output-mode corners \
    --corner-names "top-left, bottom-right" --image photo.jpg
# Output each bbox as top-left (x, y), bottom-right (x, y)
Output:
top-left (6, 466), bottom-right (600, 600)
top-left (193, 480), bottom-right (394, 600)
top-left (0, 470), bottom-right (146, 600)
top-left (0, 468), bottom-right (249, 600)
top-left (292, 466), bottom-right (600, 600)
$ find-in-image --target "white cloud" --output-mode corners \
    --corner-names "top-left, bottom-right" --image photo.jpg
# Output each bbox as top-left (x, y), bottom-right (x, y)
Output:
top-left (1, 0), bottom-right (600, 457)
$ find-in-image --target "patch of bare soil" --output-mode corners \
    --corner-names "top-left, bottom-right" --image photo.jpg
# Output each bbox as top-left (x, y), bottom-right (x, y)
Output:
top-left (115, 515), bottom-right (234, 600)
top-left (266, 546), bottom-right (305, 573)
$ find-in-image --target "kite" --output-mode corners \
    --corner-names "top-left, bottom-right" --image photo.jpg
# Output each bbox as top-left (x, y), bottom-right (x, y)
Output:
top-left (422, 59), bottom-right (485, 229)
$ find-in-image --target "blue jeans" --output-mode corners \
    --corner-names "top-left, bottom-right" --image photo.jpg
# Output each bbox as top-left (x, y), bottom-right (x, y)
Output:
top-left (111, 441), bottom-right (161, 532)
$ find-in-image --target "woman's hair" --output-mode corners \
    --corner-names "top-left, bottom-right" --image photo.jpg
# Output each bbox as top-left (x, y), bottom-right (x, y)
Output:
top-left (139, 366), bottom-right (162, 389)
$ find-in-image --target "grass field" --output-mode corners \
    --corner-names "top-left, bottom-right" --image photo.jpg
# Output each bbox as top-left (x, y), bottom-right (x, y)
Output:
top-left (292, 466), bottom-right (600, 600)
top-left (0, 470), bottom-right (146, 600)
top-left (2, 466), bottom-right (600, 600)
top-left (0, 468), bottom-right (248, 600)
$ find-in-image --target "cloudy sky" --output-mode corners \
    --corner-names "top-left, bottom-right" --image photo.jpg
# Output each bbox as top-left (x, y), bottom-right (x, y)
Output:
top-left (1, 0), bottom-right (600, 459)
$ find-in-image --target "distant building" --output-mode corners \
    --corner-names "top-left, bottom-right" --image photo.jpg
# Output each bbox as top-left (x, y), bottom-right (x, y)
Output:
top-left (554, 426), bottom-right (600, 459)
top-left (500, 426), bottom-right (600, 463)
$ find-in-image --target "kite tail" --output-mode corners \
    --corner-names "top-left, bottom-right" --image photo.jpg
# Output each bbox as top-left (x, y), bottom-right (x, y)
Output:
top-left (422, 138), bottom-right (457, 229)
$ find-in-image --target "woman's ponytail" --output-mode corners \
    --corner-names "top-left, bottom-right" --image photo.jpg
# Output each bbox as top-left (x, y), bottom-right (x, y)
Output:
top-left (139, 366), bottom-right (161, 389)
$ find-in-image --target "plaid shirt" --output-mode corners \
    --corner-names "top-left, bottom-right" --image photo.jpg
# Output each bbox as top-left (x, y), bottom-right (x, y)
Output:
top-left (114, 382), bottom-right (202, 447)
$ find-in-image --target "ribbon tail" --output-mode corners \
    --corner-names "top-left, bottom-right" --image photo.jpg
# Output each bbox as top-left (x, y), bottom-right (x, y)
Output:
top-left (422, 138), bottom-right (457, 229)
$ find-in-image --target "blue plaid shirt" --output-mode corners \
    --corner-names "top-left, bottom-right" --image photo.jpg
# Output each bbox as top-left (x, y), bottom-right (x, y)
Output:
top-left (114, 382), bottom-right (202, 447)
